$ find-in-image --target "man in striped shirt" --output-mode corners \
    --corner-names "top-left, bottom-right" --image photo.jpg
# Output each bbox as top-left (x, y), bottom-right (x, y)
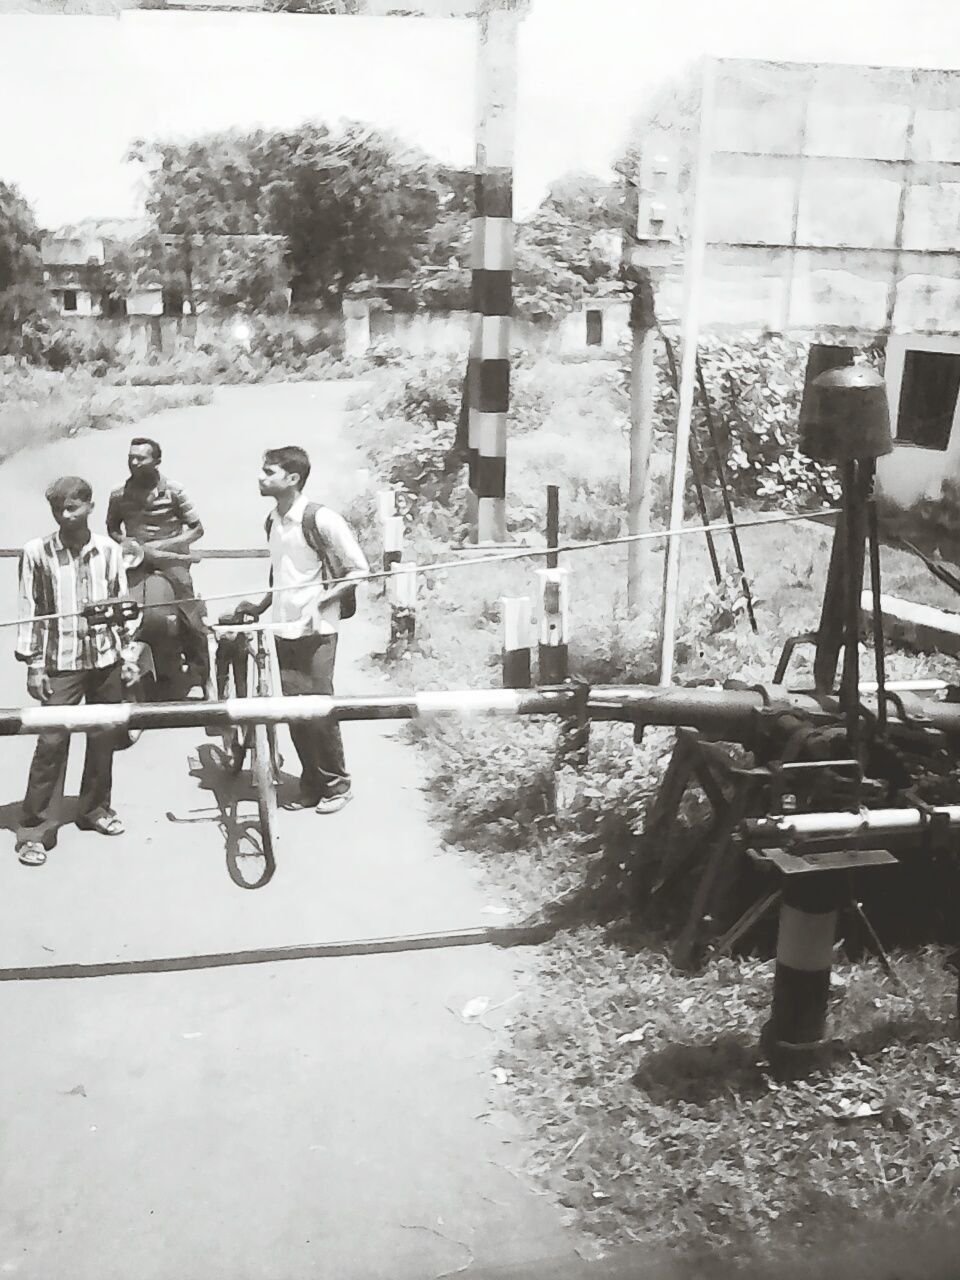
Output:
top-left (15, 476), bottom-right (140, 867)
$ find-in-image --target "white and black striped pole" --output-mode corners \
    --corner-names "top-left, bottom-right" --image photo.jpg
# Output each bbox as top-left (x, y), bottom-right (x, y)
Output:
top-left (763, 873), bottom-right (839, 1070)
top-left (389, 562), bottom-right (417, 648)
top-left (467, 1), bottom-right (521, 546)
top-left (500, 596), bottom-right (532, 689)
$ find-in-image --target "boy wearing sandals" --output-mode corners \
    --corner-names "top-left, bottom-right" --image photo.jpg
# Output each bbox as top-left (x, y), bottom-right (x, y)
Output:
top-left (14, 476), bottom-right (140, 867)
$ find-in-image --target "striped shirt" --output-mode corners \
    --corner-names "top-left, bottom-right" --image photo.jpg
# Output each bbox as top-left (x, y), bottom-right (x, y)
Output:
top-left (16, 532), bottom-right (137, 673)
top-left (106, 474), bottom-right (202, 545)
top-left (269, 495), bottom-right (368, 640)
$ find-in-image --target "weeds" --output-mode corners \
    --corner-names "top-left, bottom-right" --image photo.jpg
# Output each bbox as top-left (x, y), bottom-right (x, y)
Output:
top-left (351, 348), bottom-right (960, 1260)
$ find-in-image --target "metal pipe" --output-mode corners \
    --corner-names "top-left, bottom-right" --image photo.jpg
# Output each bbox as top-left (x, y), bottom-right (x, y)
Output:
top-left (660, 331), bottom-right (723, 588)
top-left (746, 804), bottom-right (960, 844)
top-left (789, 680), bottom-right (948, 696)
top-left (546, 485), bottom-right (559, 570)
top-left (694, 352), bottom-right (758, 632)
top-left (3, 682), bottom-right (959, 740)
top-left (0, 689), bottom-right (574, 737)
top-left (840, 461), bottom-right (868, 754)
top-left (866, 478), bottom-right (888, 730)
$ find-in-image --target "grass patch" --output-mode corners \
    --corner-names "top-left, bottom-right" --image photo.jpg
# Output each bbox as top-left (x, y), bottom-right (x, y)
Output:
top-left (0, 363), bottom-right (214, 463)
top-left (499, 934), bottom-right (960, 1264)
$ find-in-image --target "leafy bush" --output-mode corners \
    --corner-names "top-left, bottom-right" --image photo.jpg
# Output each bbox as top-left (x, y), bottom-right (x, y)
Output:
top-left (647, 332), bottom-right (850, 511)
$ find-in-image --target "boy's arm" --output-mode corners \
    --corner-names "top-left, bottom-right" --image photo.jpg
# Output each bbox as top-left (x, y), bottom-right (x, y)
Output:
top-left (15, 545), bottom-right (44, 666)
top-left (106, 490), bottom-right (124, 543)
top-left (16, 545), bottom-right (51, 701)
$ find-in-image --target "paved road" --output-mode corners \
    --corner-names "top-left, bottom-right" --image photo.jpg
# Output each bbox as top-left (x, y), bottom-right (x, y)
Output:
top-left (0, 383), bottom-right (579, 1279)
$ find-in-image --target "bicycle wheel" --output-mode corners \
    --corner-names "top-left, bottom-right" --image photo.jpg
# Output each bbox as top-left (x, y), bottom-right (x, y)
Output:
top-left (252, 721), bottom-right (280, 872)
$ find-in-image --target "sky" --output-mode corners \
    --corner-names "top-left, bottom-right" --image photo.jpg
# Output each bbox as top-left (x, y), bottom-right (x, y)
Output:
top-left (2, 0), bottom-right (960, 229)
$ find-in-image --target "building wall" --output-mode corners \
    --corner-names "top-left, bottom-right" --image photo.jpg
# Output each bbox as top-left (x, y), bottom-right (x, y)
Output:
top-left (361, 306), bottom-right (627, 358)
top-left (626, 60), bottom-right (960, 338)
top-left (54, 305), bottom-right (621, 362)
top-left (557, 302), bottom-right (630, 354)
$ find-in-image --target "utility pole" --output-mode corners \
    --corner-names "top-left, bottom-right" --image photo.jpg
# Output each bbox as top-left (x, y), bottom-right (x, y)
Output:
top-left (627, 271), bottom-right (658, 612)
top-left (659, 57), bottom-right (716, 685)
top-left (466, 0), bottom-right (527, 545)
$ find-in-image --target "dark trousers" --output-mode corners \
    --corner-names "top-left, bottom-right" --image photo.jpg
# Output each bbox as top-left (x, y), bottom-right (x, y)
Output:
top-left (130, 562), bottom-right (210, 692)
top-left (275, 633), bottom-right (349, 801)
top-left (20, 664), bottom-right (122, 845)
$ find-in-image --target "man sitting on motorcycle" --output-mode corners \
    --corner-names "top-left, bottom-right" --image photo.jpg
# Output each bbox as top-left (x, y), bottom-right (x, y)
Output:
top-left (106, 437), bottom-right (213, 701)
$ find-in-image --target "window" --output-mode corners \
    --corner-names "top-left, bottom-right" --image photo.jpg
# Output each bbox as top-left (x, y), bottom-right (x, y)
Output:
top-left (585, 308), bottom-right (603, 347)
top-left (162, 288), bottom-right (185, 318)
top-left (897, 349), bottom-right (960, 451)
top-left (62, 290), bottom-right (78, 313)
top-left (102, 293), bottom-right (127, 319)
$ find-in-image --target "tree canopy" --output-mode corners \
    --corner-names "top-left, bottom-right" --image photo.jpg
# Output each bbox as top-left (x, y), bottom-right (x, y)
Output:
top-left (129, 122), bottom-right (457, 309)
top-left (130, 122), bottom-right (623, 317)
top-left (0, 180), bottom-right (45, 351)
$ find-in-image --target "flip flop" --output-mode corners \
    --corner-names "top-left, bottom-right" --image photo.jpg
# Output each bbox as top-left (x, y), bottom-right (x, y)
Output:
top-left (17, 842), bottom-right (47, 867)
top-left (76, 812), bottom-right (125, 837)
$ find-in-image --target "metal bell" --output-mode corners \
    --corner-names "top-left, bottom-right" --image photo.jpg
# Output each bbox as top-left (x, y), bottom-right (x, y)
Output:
top-left (799, 364), bottom-right (893, 463)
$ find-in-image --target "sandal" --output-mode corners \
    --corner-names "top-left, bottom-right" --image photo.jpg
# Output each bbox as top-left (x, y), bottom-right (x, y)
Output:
top-left (76, 811), bottom-right (125, 837)
top-left (17, 842), bottom-right (47, 867)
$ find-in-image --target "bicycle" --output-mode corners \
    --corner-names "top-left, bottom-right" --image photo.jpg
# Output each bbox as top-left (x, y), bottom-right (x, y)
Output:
top-left (208, 616), bottom-right (286, 888)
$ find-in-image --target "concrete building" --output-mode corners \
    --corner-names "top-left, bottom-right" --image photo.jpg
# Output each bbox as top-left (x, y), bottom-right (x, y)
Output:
top-left (41, 221), bottom-right (288, 322)
top-left (621, 58), bottom-right (960, 512)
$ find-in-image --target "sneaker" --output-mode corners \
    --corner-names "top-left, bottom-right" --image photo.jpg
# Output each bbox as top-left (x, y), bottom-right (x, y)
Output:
top-left (315, 791), bottom-right (352, 815)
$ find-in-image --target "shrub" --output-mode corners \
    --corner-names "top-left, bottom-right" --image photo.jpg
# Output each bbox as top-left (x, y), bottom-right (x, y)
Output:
top-left (640, 331), bottom-right (851, 511)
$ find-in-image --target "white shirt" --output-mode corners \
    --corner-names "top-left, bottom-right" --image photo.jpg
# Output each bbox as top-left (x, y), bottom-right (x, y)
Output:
top-left (268, 494), bottom-right (368, 640)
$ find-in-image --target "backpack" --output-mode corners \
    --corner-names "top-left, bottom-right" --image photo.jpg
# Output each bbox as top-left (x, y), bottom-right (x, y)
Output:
top-left (265, 502), bottom-right (357, 621)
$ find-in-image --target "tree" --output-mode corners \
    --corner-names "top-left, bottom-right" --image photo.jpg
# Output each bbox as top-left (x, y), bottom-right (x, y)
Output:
top-left (0, 180), bottom-right (46, 353)
top-left (130, 122), bottom-right (453, 309)
top-left (409, 168), bottom-right (623, 319)
top-left (511, 171), bottom-right (623, 320)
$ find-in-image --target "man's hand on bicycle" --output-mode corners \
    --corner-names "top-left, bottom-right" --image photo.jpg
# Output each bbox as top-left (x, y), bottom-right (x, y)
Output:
top-left (223, 600), bottom-right (266, 626)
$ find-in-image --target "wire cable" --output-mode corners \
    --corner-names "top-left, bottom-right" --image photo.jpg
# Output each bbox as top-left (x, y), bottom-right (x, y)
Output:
top-left (0, 505), bottom-right (838, 632)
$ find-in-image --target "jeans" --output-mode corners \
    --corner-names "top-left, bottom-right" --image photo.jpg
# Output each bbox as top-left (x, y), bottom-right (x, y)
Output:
top-left (274, 633), bottom-right (349, 801)
top-left (19, 663), bottom-right (123, 846)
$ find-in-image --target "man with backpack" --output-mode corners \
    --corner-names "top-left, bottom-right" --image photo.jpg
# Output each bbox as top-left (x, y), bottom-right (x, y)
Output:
top-left (235, 446), bottom-right (368, 815)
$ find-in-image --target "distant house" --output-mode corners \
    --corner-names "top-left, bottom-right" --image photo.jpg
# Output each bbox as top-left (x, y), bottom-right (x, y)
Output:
top-left (42, 218), bottom-right (160, 319)
top-left (41, 219), bottom-right (289, 321)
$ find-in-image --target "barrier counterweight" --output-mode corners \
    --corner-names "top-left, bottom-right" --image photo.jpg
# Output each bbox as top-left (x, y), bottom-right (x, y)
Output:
top-left (768, 873), bottom-right (839, 1056)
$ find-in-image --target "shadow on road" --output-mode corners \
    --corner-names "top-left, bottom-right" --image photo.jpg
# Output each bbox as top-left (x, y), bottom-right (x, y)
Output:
top-left (163, 739), bottom-right (297, 890)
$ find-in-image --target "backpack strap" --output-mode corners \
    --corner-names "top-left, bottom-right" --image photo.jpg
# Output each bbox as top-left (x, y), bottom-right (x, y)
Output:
top-left (300, 503), bottom-right (327, 566)
top-left (301, 503), bottom-right (358, 620)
